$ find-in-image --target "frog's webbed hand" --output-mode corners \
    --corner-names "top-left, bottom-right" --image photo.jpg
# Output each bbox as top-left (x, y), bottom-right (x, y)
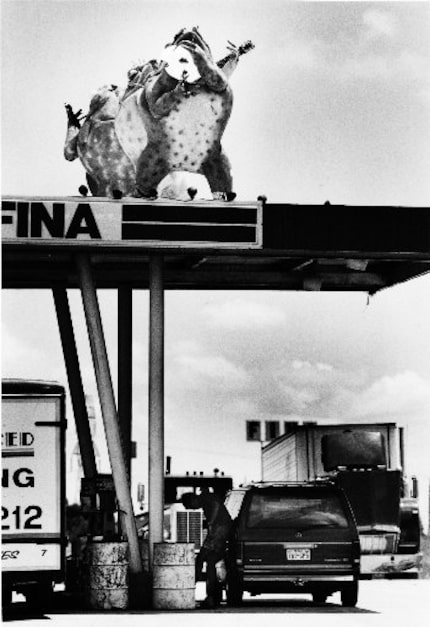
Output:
top-left (144, 78), bottom-right (183, 118)
top-left (65, 104), bottom-right (83, 128)
top-left (190, 26), bottom-right (212, 58)
top-left (180, 41), bottom-right (228, 92)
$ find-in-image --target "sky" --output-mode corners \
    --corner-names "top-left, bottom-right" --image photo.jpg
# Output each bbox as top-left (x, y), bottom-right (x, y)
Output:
top-left (2, 1), bottom-right (430, 525)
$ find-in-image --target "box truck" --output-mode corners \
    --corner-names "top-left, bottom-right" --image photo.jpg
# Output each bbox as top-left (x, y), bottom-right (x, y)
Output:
top-left (2, 380), bottom-right (67, 606)
top-left (262, 422), bottom-right (421, 578)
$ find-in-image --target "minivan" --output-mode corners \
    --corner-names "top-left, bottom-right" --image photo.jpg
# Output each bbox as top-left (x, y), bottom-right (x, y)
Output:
top-left (224, 481), bottom-right (360, 606)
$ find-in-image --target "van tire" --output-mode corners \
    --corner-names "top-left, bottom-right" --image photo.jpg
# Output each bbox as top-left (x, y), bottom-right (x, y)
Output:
top-left (341, 581), bottom-right (358, 607)
top-left (312, 592), bottom-right (327, 604)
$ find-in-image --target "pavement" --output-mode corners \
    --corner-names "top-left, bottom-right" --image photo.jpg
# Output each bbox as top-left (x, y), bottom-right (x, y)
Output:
top-left (3, 579), bottom-right (430, 627)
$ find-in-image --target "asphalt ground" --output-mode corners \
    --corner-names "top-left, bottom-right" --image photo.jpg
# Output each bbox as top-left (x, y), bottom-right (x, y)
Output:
top-left (3, 579), bottom-right (430, 626)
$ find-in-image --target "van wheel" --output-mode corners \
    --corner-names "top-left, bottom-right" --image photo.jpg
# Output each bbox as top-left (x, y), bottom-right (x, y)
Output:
top-left (313, 592), bottom-right (327, 604)
top-left (341, 581), bottom-right (358, 607)
top-left (226, 573), bottom-right (243, 606)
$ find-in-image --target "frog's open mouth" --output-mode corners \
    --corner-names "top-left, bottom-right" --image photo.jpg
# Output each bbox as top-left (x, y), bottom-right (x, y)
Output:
top-left (169, 27), bottom-right (205, 50)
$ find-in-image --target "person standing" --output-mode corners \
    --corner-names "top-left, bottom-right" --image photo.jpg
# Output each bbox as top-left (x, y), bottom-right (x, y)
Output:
top-left (181, 490), bottom-right (232, 608)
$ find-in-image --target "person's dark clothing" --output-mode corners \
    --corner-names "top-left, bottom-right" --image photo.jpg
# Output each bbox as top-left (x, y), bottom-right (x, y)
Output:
top-left (182, 491), bottom-right (232, 607)
top-left (199, 491), bottom-right (232, 556)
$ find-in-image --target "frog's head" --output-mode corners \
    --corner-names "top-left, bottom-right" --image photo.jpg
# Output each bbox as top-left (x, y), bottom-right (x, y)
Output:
top-left (169, 27), bottom-right (212, 56)
top-left (87, 84), bottom-right (120, 121)
top-left (163, 27), bottom-right (212, 83)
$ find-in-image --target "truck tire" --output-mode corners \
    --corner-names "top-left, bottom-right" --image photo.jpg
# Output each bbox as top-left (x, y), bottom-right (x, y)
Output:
top-left (24, 582), bottom-right (54, 609)
top-left (2, 583), bottom-right (12, 608)
top-left (341, 580), bottom-right (358, 607)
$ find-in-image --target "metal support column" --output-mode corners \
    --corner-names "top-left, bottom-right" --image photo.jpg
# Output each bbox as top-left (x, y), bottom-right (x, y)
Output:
top-left (148, 255), bottom-right (164, 567)
top-left (53, 288), bottom-right (98, 481)
top-left (118, 288), bottom-right (133, 482)
top-left (76, 253), bottom-right (142, 575)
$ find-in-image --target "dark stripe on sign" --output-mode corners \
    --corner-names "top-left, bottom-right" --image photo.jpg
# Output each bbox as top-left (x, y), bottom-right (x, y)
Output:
top-left (122, 205), bottom-right (257, 225)
top-left (2, 450), bottom-right (35, 457)
top-left (122, 224), bottom-right (256, 243)
top-left (2, 534), bottom-right (62, 542)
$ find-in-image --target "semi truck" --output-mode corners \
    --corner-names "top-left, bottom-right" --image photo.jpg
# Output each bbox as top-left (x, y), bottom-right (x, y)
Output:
top-left (2, 380), bottom-right (67, 606)
top-left (261, 422), bottom-right (421, 578)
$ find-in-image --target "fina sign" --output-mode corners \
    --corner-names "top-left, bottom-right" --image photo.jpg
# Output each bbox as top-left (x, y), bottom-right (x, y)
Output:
top-left (2, 197), bottom-right (262, 249)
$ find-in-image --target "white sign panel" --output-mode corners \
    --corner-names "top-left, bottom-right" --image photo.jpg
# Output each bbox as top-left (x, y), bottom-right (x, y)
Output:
top-left (2, 397), bottom-right (62, 571)
top-left (2, 544), bottom-right (61, 572)
top-left (2, 197), bottom-right (262, 249)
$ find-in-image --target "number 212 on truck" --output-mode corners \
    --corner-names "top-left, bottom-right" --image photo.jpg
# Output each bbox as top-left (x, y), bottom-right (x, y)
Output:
top-left (1, 380), bottom-right (66, 606)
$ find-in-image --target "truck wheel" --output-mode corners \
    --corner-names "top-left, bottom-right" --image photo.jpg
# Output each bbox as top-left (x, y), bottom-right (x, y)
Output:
top-left (24, 582), bottom-right (53, 609)
top-left (341, 581), bottom-right (358, 607)
top-left (2, 583), bottom-right (12, 608)
top-left (312, 592), bottom-right (328, 604)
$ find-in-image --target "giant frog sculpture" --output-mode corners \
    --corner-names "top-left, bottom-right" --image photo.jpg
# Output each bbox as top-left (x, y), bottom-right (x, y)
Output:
top-left (64, 29), bottom-right (253, 199)
top-left (134, 27), bottom-right (243, 198)
top-left (64, 84), bottom-right (137, 197)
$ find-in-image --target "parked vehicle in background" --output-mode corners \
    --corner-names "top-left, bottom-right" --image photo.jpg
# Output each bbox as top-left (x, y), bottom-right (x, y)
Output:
top-left (224, 481), bottom-right (360, 606)
top-left (261, 422), bottom-right (422, 578)
top-left (1, 380), bottom-right (67, 607)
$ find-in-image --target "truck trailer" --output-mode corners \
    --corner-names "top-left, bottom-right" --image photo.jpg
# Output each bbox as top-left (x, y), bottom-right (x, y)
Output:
top-left (261, 422), bottom-right (421, 578)
top-left (2, 380), bottom-right (67, 606)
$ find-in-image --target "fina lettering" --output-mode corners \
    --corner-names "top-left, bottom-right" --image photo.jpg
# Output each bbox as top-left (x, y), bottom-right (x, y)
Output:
top-left (2, 201), bottom-right (101, 239)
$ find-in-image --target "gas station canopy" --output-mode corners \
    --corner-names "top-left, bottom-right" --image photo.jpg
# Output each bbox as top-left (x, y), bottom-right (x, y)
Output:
top-left (2, 197), bottom-right (430, 292)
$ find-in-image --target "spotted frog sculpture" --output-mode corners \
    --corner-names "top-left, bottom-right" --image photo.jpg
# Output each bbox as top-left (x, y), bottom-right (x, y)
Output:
top-left (134, 28), bottom-right (252, 198)
top-left (64, 85), bottom-right (136, 197)
top-left (64, 31), bottom-right (253, 199)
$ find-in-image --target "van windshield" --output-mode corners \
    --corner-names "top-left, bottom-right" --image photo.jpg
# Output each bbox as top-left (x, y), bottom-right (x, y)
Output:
top-left (247, 493), bottom-right (349, 529)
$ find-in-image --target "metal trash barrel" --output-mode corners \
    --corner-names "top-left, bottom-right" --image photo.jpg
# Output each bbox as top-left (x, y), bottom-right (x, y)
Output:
top-left (153, 543), bottom-right (195, 610)
top-left (84, 541), bottom-right (129, 610)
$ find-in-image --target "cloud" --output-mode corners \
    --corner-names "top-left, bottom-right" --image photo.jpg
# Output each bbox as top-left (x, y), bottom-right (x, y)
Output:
top-left (339, 48), bottom-right (430, 83)
top-left (272, 40), bottom-right (319, 70)
top-left (253, 359), bottom-right (430, 425)
top-left (170, 342), bottom-right (249, 391)
top-left (292, 360), bottom-right (333, 373)
top-left (362, 9), bottom-right (398, 39)
top-left (204, 298), bottom-right (286, 330)
top-left (1, 334), bottom-right (43, 378)
top-left (349, 371), bottom-right (430, 420)
top-left (265, 9), bottom-right (428, 87)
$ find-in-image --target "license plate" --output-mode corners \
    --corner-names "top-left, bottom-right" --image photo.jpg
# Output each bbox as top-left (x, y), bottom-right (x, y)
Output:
top-left (286, 548), bottom-right (311, 561)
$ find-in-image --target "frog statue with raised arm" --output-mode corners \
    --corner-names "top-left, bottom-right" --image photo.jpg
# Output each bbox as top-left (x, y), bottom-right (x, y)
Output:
top-left (64, 84), bottom-right (136, 197)
top-left (134, 28), bottom-right (253, 199)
